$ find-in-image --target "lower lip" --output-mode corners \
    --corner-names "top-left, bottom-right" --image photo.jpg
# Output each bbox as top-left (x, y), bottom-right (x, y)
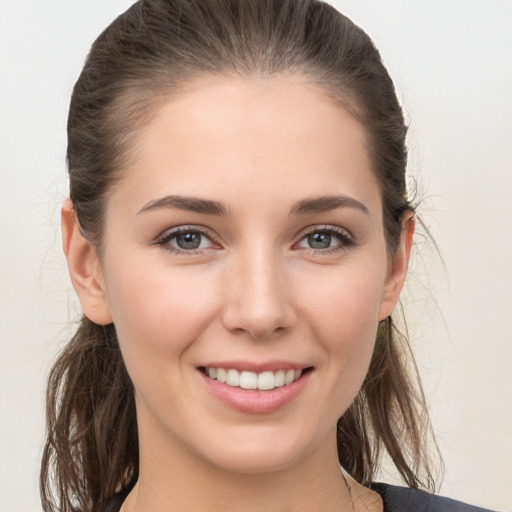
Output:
top-left (199, 369), bottom-right (312, 414)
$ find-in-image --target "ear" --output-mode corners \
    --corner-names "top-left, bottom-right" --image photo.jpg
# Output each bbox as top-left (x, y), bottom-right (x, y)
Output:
top-left (61, 199), bottom-right (113, 325)
top-left (378, 211), bottom-right (415, 321)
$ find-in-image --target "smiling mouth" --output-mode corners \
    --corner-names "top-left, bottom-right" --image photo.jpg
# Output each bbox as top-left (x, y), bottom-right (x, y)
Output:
top-left (200, 367), bottom-right (313, 391)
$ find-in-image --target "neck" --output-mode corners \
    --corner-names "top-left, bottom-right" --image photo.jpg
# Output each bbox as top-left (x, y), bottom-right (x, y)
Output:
top-left (123, 423), bottom-right (352, 512)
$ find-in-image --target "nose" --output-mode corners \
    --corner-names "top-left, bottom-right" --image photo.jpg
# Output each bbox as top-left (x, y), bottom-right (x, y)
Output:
top-left (221, 247), bottom-right (296, 339)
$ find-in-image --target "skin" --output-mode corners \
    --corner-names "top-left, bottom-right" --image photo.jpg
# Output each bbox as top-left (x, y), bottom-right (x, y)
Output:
top-left (62, 76), bottom-right (414, 512)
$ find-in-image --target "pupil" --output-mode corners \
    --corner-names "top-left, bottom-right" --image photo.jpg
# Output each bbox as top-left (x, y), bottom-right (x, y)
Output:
top-left (177, 232), bottom-right (201, 249)
top-left (308, 232), bottom-right (331, 249)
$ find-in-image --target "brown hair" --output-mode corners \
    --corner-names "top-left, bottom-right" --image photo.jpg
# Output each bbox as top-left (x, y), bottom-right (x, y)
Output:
top-left (41, 1), bottom-right (439, 510)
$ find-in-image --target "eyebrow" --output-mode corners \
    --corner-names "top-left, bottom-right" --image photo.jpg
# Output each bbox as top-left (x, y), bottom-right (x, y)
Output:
top-left (290, 195), bottom-right (369, 216)
top-left (138, 195), bottom-right (229, 216)
top-left (137, 193), bottom-right (369, 217)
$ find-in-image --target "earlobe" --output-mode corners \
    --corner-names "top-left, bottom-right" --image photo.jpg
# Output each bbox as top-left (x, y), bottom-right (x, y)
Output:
top-left (61, 199), bottom-right (113, 325)
top-left (378, 211), bottom-right (415, 321)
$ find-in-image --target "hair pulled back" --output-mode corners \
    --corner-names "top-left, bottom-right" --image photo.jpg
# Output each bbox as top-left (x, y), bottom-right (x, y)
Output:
top-left (41, 1), bottom-right (438, 511)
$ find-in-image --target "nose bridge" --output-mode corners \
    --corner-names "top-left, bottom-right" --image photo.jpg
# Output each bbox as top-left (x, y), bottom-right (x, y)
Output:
top-left (222, 241), bottom-right (295, 338)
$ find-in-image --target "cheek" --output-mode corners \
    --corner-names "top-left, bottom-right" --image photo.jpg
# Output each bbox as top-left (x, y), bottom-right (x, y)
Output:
top-left (300, 262), bottom-right (385, 385)
top-left (103, 259), bottom-right (220, 376)
top-left (302, 260), bottom-right (385, 336)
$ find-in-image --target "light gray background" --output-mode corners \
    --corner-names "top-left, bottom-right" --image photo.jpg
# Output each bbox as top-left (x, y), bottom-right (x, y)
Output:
top-left (0, 1), bottom-right (511, 510)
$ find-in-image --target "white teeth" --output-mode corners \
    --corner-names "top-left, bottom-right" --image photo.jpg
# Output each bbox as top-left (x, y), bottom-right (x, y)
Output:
top-left (226, 369), bottom-right (240, 387)
top-left (205, 367), bottom-right (306, 390)
top-left (239, 371), bottom-right (258, 390)
top-left (284, 369), bottom-right (295, 385)
top-left (274, 369), bottom-right (285, 387)
top-left (257, 371), bottom-right (275, 391)
top-left (216, 368), bottom-right (227, 383)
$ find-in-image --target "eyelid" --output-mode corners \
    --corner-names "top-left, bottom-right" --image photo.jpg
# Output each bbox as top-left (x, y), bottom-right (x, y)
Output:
top-left (154, 223), bottom-right (355, 255)
top-left (300, 224), bottom-right (353, 238)
top-left (156, 225), bottom-right (221, 254)
top-left (293, 224), bottom-right (356, 252)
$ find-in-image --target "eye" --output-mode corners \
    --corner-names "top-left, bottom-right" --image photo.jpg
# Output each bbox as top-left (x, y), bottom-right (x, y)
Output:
top-left (157, 227), bottom-right (216, 253)
top-left (296, 227), bottom-right (353, 252)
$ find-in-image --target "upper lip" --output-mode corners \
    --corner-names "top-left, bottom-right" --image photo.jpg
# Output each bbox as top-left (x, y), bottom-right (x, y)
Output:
top-left (199, 360), bottom-right (312, 373)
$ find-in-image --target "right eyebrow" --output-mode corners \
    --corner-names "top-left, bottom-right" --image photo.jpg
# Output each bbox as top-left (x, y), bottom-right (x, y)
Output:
top-left (137, 195), bottom-right (229, 216)
top-left (290, 194), bottom-right (370, 216)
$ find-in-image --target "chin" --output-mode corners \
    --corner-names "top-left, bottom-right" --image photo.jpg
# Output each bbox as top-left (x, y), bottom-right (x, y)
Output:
top-left (207, 447), bottom-right (306, 475)
top-left (193, 424), bottom-right (328, 475)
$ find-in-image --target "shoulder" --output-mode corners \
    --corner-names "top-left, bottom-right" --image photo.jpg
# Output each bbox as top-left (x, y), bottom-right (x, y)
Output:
top-left (371, 483), bottom-right (497, 512)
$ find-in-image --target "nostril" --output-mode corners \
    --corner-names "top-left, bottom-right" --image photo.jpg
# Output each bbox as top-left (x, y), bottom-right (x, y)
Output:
top-left (220, 279), bottom-right (296, 338)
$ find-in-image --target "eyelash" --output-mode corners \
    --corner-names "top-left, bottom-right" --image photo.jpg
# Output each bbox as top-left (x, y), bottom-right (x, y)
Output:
top-left (156, 226), bottom-right (218, 255)
top-left (295, 226), bottom-right (355, 255)
top-left (155, 225), bottom-right (355, 255)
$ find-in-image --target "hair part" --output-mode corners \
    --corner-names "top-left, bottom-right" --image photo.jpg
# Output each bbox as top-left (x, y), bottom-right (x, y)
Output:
top-left (42, 1), bottom-right (440, 510)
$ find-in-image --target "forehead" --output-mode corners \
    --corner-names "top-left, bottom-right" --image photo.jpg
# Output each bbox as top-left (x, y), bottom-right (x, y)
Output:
top-left (110, 75), bottom-right (380, 217)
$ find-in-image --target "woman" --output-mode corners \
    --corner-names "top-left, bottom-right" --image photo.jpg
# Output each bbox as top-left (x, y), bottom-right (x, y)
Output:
top-left (40, 1), bottom-right (495, 511)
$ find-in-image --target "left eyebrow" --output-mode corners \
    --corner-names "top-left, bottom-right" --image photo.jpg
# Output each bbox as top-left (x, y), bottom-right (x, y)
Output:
top-left (290, 195), bottom-right (370, 216)
top-left (137, 195), bottom-right (229, 216)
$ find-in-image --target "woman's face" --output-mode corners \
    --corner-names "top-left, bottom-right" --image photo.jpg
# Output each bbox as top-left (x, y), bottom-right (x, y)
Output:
top-left (82, 76), bottom-right (411, 473)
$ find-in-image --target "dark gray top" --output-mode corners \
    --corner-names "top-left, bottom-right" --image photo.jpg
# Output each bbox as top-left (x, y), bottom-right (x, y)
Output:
top-left (370, 483), bottom-right (495, 512)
